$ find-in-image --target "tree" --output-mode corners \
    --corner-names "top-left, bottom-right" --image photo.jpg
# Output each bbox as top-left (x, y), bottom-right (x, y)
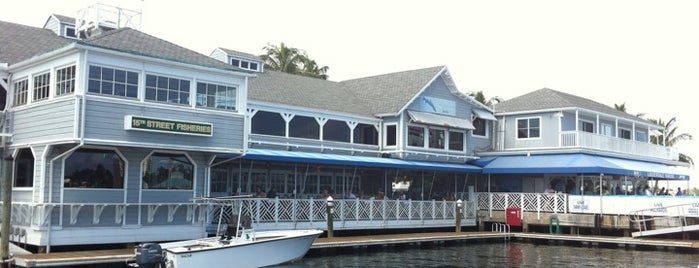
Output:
top-left (259, 42), bottom-right (329, 80)
top-left (649, 117), bottom-right (694, 165)
top-left (468, 90), bottom-right (502, 107)
top-left (614, 103), bottom-right (626, 112)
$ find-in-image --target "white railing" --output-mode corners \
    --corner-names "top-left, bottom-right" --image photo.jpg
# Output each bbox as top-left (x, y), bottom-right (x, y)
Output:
top-left (478, 192), bottom-right (568, 218)
top-left (630, 202), bottom-right (699, 237)
top-left (211, 198), bottom-right (478, 230)
top-left (560, 131), bottom-right (677, 160)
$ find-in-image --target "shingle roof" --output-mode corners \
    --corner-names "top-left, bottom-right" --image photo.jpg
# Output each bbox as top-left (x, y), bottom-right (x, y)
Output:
top-left (0, 20), bottom-right (73, 65)
top-left (248, 66), bottom-right (445, 117)
top-left (80, 28), bottom-right (246, 72)
top-left (249, 70), bottom-right (373, 116)
top-left (340, 66), bottom-right (445, 115)
top-left (494, 88), bottom-right (646, 122)
top-left (52, 14), bottom-right (75, 24)
top-left (218, 47), bottom-right (261, 61)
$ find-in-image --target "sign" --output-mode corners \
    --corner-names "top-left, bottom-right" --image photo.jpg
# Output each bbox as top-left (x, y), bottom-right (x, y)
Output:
top-left (125, 115), bottom-right (213, 136)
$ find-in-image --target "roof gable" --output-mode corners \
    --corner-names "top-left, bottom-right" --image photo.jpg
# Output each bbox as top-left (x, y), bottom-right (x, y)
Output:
top-left (217, 47), bottom-right (261, 61)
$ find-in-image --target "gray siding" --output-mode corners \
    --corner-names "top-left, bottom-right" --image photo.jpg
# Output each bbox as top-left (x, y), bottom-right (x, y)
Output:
top-left (83, 98), bottom-right (244, 152)
top-left (43, 17), bottom-right (61, 36)
top-left (503, 112), bottom-right (559, 149)
top-left (12, 99), bottom-right (77, 146)
top-left (209, 49), bottom-right (228, 63)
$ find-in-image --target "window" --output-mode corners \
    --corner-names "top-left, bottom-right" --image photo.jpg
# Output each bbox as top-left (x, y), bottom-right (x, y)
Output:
top-left (353, 123), bottom-right (378, 145)
top-left (146, 74), bottom-right (190, 105)
top-left (64, 149), bottom-right (125, 188)
top-left (65, 26), bottom-right (77, 38)
top-left (14, 148), bottom-right (34, 187)
top-left (251, 111), bottom-right (285, 136)
top-left (408, 126), bottom-right (424, 147)
top-left (56, 65), bottom-right (76, 96)
top-left (13, 79), bottom-right (28, 106)
top-left (619, 128), bottom-right (631, 140)
top-left (428, 128), bottom-right (445, 149)
top-left (289, 115), bottom-right (319, 139)
top-left (636, 131), bottom-right (647, 142)
top-left (448, 131), bottom-right (464, 151)
top-left (385, 125), bottom-right (397, 146)
top-left (601, 123), bottom-right (613, 136)
top-left (473, 118), bottom-right (487, 137)
top-left (32, 72), bottom-right (50, 101)
top-left (323, 120), bottom-right (350, 142)
top-left (250, 62), bottom-right (259, 71)
top-left (88, 65), bottom-right (139, 98)
top-left (196, 82), bottom-right (236, 110)
top-left (580, 121), bottom-right (594, 133)
top-left (231, 59), bottom-right (240, 66)
top-left (142, 152), bottom-right (193, 190)
top-left (517, 117), bottom-right (540, 139)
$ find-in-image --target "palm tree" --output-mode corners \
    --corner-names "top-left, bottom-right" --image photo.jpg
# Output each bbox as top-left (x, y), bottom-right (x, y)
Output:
top-left (259, 42), bottom-right (303, 74)
top-left (649, 117), bottom-right (694, 165)
top-left (468, 90), bottom-right (502, 107)
top-left (259, 42), bottom-right (330, 80)
top-left (614, 103), bottom-right (626, 112)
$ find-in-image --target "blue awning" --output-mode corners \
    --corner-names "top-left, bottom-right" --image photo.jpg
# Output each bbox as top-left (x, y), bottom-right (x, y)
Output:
top-left (480, 154), bottom-right (689, 180)
top-left (242, 149), bottom-right (481, 172)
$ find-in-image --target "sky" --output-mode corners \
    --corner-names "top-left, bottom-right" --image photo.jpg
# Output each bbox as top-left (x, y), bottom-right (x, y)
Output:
top-left (4, 0), bottom-right (699, 187)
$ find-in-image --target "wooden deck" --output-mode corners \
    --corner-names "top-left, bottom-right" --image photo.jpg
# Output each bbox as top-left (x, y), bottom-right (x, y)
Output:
top-left (10, 231), bottom-right (699, 267)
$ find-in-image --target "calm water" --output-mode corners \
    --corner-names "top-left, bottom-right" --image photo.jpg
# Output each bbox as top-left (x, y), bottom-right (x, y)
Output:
top-left (273, 241), bottom-right (699, 268)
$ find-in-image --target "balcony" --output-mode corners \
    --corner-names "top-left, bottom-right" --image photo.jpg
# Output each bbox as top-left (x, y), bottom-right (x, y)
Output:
top-left (560, 131), bottom-right (678, 161)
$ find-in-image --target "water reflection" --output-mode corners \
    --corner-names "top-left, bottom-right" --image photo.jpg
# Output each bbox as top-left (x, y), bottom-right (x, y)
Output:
top-left (276, 241), bottom-right (699, 268)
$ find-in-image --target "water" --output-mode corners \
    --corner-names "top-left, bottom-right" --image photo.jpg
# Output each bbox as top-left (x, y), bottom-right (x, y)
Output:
top-left (274, 241), bottom-right (699, 268)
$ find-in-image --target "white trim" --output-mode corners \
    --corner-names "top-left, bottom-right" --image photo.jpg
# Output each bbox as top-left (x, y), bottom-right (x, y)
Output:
top-left (515, 116), bottom-right (542, 140)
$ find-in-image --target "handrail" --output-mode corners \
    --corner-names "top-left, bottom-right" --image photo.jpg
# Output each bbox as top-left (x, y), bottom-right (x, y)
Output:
top-left (629, 202), bottom-right (699, 235)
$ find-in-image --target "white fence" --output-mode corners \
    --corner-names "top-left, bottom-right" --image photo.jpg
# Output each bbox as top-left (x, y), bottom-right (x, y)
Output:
top-left (560, 131), bottom-right (677, 160)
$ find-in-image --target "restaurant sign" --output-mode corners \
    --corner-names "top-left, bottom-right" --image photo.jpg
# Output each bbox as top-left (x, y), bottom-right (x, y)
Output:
top-left (125, 115), bottom-right (213, 136)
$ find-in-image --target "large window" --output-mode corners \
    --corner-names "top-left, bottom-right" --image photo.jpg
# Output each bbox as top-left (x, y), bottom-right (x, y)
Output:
top-left (88, 65), bottom-right (139, 98)
top-left (473, 118), bottom-right (487, 137)
top-left (289, 115), bottom-right (319, 139)
top-left (13, 79), bottom-right (28, 106)
top-left (251, 111), bottom-right (285, 136)
top-left (517, 117), bottom-right (540, 139)
top-left (196, 82), bottom-right (236, 110)
top-left (64, 149), bottom-right (125, 188)
top-left (428, 128), bottom-right (445, 149)
top-left (32, 72), bottom-right (50, 101)
top-left (323, 120), bottom-right (350, 142)
top-left (142, 153), bottom-right (194, 190)
top-left (353, 123), bottom-right (378, 145)
top-left (56, 65), bottom-right (76, 96)
top-left (448, 131), bottom-right (464, 151)
top-left (146, 74), bottom-right (190, 105)
top-left (14, 148), bottom-right (34, 187)
top-left (408, 126), bottom-right (425, 147)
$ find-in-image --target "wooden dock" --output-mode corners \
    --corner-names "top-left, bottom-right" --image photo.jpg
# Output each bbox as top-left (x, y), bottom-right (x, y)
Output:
top-left (10, 231), bottom-right (699, 267)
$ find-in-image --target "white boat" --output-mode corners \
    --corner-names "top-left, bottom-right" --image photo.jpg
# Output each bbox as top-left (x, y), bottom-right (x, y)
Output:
top-left (134, 196), bottom-right (323, 268)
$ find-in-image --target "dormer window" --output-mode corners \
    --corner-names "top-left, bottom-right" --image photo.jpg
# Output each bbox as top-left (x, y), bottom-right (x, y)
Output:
top-left (230, 57), bottom-right (261, 72)
top-left (65, 26), bottom-right (77, 38)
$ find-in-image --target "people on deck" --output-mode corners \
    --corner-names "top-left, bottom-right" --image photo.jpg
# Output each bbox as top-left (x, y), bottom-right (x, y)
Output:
top-left (544, 184), bottom-right (556, 194)
top-left (266, 186), bottom-right (278, 198)
top-left (676, 187), bottom-right (683, 196)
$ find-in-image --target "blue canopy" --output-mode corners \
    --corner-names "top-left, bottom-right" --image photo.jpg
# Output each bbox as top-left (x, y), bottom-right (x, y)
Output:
top-left (481, 154), bottom-right (689, 180)
top-left (242, 149), bottom-right (481, 173)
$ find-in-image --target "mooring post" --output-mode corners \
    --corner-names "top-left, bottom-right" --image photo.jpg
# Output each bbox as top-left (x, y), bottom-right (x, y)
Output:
top-left (326, 196), bottom-right (334, 238)
top-left (456, 199), bottom-right (463, 233)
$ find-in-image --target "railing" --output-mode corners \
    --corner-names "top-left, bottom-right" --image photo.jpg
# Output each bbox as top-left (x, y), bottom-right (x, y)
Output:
top-left (560, 131), bottom-right (677, 160)
top-left (211, 198), bottom-right (478, 230)
top-left (478, 192), bottom-right (567, 219)
top-left (629, 202), bottom-right (699, 237)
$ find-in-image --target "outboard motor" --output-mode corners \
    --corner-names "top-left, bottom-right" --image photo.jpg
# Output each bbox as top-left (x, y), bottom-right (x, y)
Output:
top-left (134, 243), bottom-right (164, 268)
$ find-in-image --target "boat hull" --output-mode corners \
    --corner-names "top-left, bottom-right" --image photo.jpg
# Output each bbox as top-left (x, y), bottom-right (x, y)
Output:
top-left (161, 229), bottom-right (323, 268)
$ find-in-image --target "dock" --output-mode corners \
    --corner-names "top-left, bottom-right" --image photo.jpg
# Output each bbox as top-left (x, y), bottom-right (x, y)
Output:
top-left (11, 231), bottom-right (699, 267)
